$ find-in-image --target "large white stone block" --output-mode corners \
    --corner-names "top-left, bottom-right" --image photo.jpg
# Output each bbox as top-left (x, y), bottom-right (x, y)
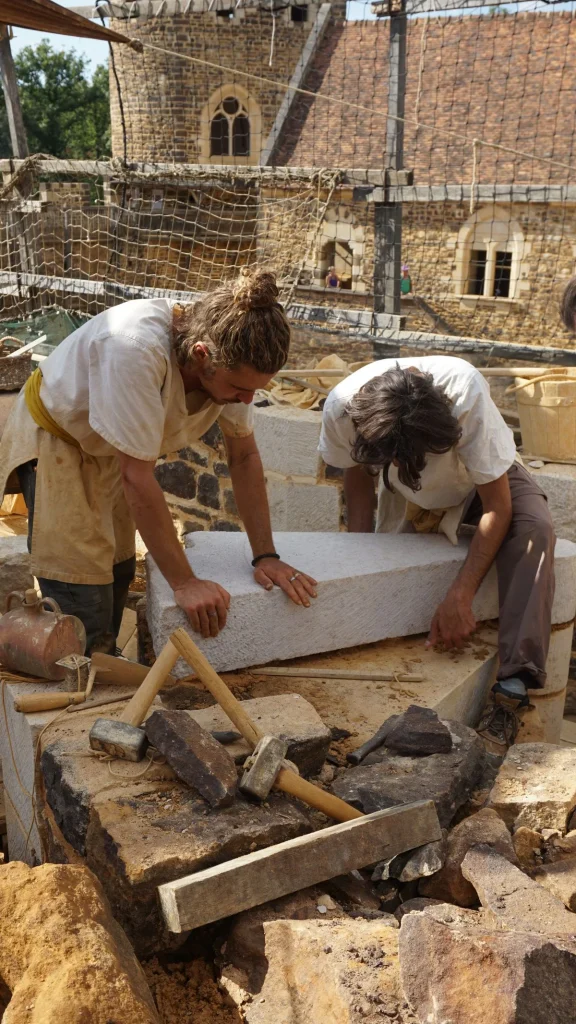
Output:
top-left (147, 533), bottom-right (576, 676)
top-left (529, 464), bottom-right (576, 543)
top-left (0, 535), bottom-right (32, 614)
top-left (254, 405), bottom-right (322, 478)
top-left (266, 477), bottom-right (340, 532)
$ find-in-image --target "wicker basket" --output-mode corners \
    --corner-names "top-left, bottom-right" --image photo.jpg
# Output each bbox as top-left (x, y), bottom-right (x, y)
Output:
top-left (513, 371), bottom-right (576, 462)
top-left (0, 352), bottom-right (33, 391)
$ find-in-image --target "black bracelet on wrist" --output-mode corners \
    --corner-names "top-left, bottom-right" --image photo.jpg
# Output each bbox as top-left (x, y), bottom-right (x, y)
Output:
top-left (251, 552), bottom-right (280, 567)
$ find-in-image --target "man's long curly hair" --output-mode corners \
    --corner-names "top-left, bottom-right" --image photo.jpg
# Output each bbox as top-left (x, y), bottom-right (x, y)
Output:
top-left (347, 365), bottom-right (462, 492)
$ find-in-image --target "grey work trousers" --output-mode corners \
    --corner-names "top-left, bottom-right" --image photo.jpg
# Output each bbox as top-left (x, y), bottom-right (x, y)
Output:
top-left (17, 460), bottom-right (135, 656)
top-left (464, 461), bottom-right (555, 687)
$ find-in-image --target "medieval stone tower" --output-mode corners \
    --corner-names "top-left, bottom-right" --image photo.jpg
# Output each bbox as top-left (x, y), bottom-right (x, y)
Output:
top-left (109, 0), bottom-right (346, 165)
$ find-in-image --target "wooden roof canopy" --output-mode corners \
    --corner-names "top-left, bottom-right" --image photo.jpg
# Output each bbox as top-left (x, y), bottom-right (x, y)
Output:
top-left (0, 0), bottom-right (142, 49)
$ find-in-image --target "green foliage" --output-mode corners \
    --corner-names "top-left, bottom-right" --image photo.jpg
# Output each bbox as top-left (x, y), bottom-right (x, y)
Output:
top-left (0, 40), bottom-right (110, 159)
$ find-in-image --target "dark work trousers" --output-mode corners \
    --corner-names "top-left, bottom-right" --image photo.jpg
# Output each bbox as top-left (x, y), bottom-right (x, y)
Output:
top-left (464, 462), bottom-right (555, 688)
top-left (17, 460), bottom-right (136, 656)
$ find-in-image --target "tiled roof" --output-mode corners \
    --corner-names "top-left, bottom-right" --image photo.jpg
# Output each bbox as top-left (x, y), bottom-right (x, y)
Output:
top-left (276, 11), bottom-right (576, 184)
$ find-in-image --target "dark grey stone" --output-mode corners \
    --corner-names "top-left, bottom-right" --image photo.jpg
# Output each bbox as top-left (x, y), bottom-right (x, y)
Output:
top-left (197, 472), bottom-right (220, 509)
top-left (154, 460), bottom-right (197, 500)
top-left (331, 721), bottom-right (485, 828)
top-left (325, 464), bottom-right (343, 479)
top-left (223, 488), bottom-right (238, 515)
top-left (145, 710), bottom-right (237, 808)
top-left (384, 705), bottom-right (453, 756)
top-left (41, 743), bottom-right (91, 856)
top-left (183, 522), bottom-right (206, 533)
top-left (177, 503), bottom-right (211, 521)
top-left (214, 461), bottom-right (230, 477)
top-left (201, 423), bottom-right (223, 450)
top-left (210, 520), bottom-right (242, 531)
top-left (178, 445), bottom-right (208, 466)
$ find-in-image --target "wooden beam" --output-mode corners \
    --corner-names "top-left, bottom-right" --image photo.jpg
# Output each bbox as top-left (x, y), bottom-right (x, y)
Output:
top-left (158, 800), bottom-right (442, 932)
top-left (374, 184), bottom-right (576, 205)
top-left (0, 158), bottom-right (389, 188)
top-left (286, 302), bottom-right (405, 332)
top-left (374, 0), bottom-right (406, 317)
top-left (260, 3), bottom-right (333, 167)
top-left (0, 26), bottom-right (28, 159)
top-left (373, 333), bottom-right (576, 366)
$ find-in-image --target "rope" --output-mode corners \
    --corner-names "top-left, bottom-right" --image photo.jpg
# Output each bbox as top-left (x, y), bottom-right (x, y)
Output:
top-left (282, 170), bottom-right (340, 307)
top-left (136, 38), bottom-right (576, 175)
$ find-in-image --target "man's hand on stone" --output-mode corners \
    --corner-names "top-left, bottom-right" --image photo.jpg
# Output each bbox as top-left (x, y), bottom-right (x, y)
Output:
top-left (426, 591), bottom-right (476, 651)
top-left (174, 578), bottom-right (231, 638)
top-left (253, 558), bottom-right (318, 607)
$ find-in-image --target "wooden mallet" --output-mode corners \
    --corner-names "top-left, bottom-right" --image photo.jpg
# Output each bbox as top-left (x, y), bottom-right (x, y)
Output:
top-left (169, 628), bottom-right (363, 822)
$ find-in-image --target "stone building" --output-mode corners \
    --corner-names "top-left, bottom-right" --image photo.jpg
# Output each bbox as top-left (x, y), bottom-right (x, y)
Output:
top-left (105, 5), bottom-right (576, 349)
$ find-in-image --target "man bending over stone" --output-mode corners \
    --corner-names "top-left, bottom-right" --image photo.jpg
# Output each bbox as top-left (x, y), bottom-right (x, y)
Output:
top-left (0, 268), bottom-right (316, 655)
top-left (318, 355), bottom-right (555, 750)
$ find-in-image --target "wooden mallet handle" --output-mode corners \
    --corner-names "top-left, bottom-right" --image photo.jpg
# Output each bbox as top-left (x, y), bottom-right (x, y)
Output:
top-left (120, 640), bottom-right (180, 727)
top-left (14, 691), bottom-right (86, 713)
top-left (170, 629), bottom-right (263, 747)
top-left (170, 629), bottom-right (363, 823)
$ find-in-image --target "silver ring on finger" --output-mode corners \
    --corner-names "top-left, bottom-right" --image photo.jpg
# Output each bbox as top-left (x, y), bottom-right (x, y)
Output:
top-left (208, 610), bottom-right (218, 618)
top-left (289, 572), bottom-right (301, 582)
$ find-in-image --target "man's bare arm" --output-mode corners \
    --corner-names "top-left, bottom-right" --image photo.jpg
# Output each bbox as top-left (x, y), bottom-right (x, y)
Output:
top-left (343, 465), bottom-right (377, 532)
top-left (224, 432), bottom-right (317, 606)
top-left (117, 452), bottom-right (230, 638)
top-left (428, 472), bottom-right (512, 649)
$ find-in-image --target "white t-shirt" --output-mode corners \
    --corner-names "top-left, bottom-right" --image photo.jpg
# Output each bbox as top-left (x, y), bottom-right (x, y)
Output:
top-left (318, 356), bottom-right (517, 510)
top-left (39, 299), bottom-right (253, 461)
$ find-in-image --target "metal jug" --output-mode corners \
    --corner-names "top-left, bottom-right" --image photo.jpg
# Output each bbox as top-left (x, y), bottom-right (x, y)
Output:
top-left (0, 589), bottom-right (86, 680)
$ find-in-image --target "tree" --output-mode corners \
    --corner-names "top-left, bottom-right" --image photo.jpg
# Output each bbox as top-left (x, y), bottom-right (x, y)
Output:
top-left (0, 40), bottom-right (110, 159)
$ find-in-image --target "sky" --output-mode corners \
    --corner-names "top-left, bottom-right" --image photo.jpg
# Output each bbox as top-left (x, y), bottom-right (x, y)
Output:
top-left (9, 0), bottom-right (574, 76)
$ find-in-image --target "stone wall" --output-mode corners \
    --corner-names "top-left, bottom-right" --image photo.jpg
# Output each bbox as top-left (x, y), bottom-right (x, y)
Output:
top-left (156, 403), bottom-right (344, 537)
top-left (108, 5), bottom-right (344, 163)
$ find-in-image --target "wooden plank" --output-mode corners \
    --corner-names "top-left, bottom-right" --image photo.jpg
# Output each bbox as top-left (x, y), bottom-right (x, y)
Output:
top-left (260, 3), bottom-right (333, 167)
top-left (158, 800), bottom-right (441, 932)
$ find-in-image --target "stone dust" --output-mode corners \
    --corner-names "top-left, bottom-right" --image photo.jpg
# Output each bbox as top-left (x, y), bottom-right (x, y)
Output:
top-left (143, 957), bottom-right (242, 1024)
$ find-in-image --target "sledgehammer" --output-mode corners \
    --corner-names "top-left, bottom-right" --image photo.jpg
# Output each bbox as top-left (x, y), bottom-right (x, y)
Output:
top-left (89, 640), bottom-right (180, 761)
top-left (170, 628), bottom-right (363, 822)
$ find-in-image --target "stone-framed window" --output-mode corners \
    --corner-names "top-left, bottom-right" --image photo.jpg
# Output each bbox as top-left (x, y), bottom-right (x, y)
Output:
top-left (454, 205), bottom-right (525, 301)
top-left (304, 205), bottom-right (368, 293)
top-left (200, 85), bottom-right (262, 164)
top-left (210, 96), bottom-right (250, 157)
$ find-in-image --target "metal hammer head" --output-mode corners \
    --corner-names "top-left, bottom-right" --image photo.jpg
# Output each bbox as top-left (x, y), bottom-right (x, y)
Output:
top-left (89, 717), bottom-right (148, 762)
top-left (240, 735), bottom-right (290, 801)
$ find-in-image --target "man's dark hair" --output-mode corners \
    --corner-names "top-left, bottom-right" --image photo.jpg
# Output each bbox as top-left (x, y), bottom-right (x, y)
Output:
top-left (347, 365), bottom-right (462, 492)
top-left (560, 277), bottom-right (576, 334)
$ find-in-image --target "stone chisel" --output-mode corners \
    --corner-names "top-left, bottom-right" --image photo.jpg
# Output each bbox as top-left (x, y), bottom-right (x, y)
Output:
top-left (346, 716), bottom-right (399, 765)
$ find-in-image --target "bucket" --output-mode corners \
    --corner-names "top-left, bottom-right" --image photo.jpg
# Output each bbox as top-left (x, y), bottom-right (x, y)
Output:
top-left (510, 370), bottom-right (576, 462)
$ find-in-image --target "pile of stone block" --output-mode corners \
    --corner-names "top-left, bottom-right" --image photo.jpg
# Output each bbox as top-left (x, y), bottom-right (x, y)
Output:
top-left (212, 728), bottom-right (576, 1024)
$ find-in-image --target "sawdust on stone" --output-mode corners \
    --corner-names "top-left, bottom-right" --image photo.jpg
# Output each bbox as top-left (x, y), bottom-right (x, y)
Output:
top-left (143, 958), bottom-right (241, 1024)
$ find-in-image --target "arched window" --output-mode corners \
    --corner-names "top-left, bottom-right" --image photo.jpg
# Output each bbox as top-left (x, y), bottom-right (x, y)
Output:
top-left (210, 96), bottom-right (250, 158)
top-left (454, 206), bottom-right (525, 301)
